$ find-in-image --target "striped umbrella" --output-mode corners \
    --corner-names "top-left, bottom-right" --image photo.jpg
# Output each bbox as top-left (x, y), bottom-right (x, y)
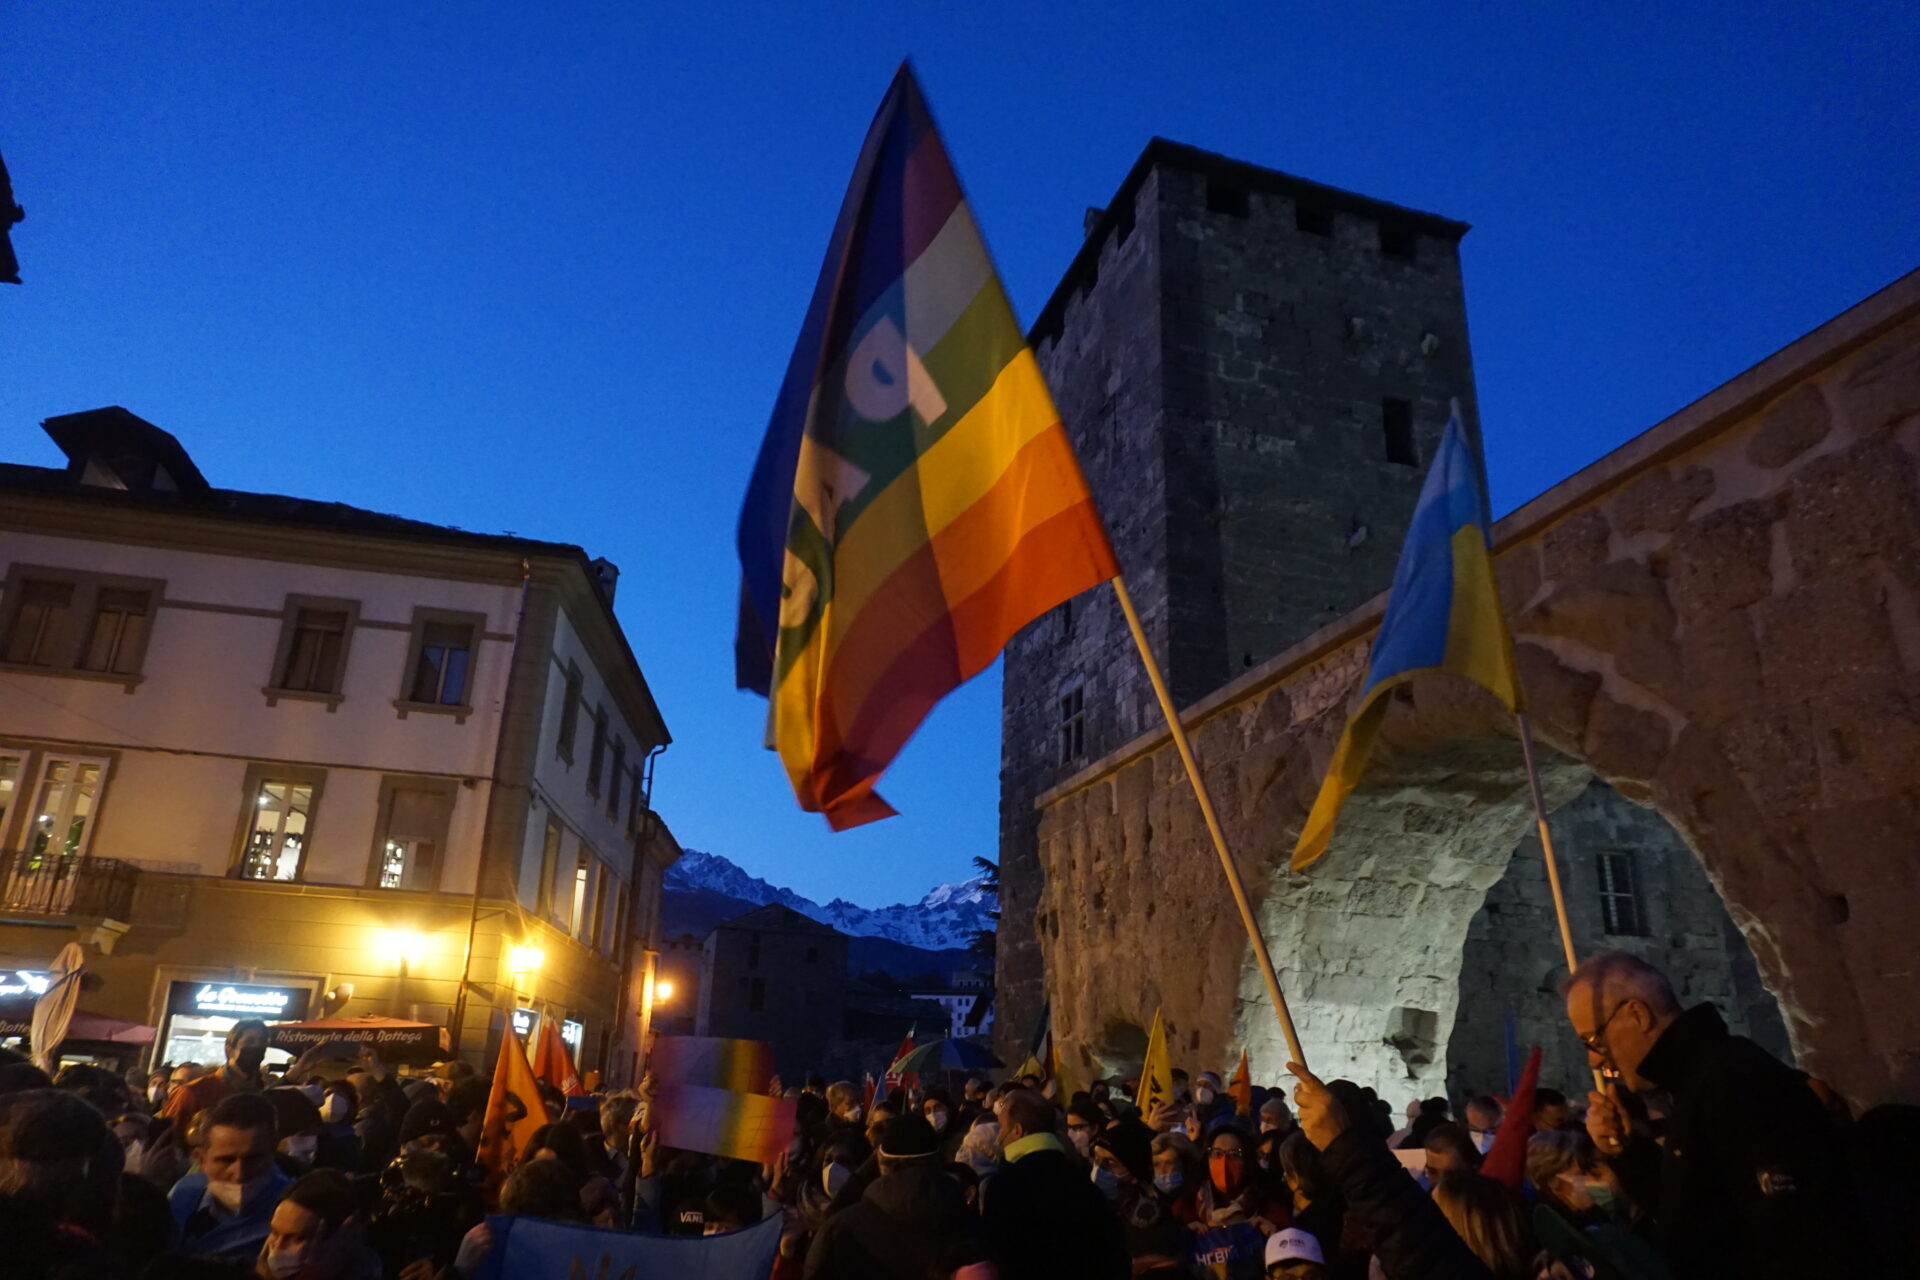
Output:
top-left (891, 1037), bottom-right (1002, 1075)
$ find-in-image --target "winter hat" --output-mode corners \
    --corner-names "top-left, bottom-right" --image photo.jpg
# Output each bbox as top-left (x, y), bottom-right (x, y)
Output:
top-left (1265, 1228), bottom-right (1326, 1267)
top-left (0, 1088), bottom-right (108, 1161)
top-left (877, 1114), bottom-right (940, 1159)
top-left (1092, 1117), bottom-right (1154, 1184)
top-left (399, 1098), bottom-right (457, 1144)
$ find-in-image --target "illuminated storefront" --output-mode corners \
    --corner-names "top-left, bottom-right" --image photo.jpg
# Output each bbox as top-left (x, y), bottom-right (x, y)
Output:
top-left (158, 979), bottom-right (313, 1068)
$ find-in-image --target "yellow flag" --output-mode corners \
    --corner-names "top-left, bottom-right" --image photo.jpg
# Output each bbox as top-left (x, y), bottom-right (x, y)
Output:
top-left (1139, 1008), bottom-right (1174, 1115)
top-left (477, 1023), bottom-right (547, 1188)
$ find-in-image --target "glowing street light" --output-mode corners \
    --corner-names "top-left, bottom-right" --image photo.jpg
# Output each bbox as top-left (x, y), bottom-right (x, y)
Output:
top-left (508, 944), bottom-right (544, 977)
top-left (654, 979), bottom-right (674, 1004)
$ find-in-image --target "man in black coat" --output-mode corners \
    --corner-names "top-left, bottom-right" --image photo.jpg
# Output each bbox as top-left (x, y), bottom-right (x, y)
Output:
top-left (804, 1115), bottom-right (983, 1280)
top-left (1567, 950), bottom-right (1864, 1278)
top-left (982, 1088), bottom-right (1129, 1280)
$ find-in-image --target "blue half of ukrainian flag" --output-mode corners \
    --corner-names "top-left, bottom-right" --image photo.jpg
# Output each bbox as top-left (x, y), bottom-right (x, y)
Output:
top-left (1292, 404), bottom-right (1521, 869)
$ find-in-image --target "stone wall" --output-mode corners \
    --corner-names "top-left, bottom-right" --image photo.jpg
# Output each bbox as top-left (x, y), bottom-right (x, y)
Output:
top-left (1451, 780), bottom-right (1792, 1103)
top-left (1000, 142), bottom-right (1477, 1059)
top-left (1033, 270), bottom-right (1920, 1106)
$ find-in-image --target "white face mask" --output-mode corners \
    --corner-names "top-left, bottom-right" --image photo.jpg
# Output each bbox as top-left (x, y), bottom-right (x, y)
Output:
top-left (150, 1086), bottom-right (170, 1106)
top-left (844, 1105), bottom-right (863, 1124)
top-left (927, 1110), bottom-right (949, 1133)
top-left (320, 1095), bottom-right (351, 1124)
top-left (823, 1162), bottom-right (853, 1196)
top-left (207, 1174), bottom-right (270, 1214)
top-left (1194, 1087), bottom-right (1217, 1105)
top-left (282, 1135), bottom-right (319, 1168)
top-left (265, 1244), bottom-right (307, 1279)
top-left (1068, 1129), bottom-right (1092, 1157)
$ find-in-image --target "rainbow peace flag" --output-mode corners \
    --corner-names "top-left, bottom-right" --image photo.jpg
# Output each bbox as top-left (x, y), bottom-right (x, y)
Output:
top-left (651, 1035), bottom-right (775, 1093)
top-left (736, 64), bottom-right (1118, 829)
top-left (1292, 406), bottom-right (1521, 869)
top-left (652, 1082), bottom-right (796, 1166)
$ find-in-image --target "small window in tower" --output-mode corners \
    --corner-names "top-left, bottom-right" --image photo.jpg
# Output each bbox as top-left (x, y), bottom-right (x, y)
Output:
top-left (1116, 201), bottom-right (1137, 245)
top-left (1295, 202), bottom-right (1334, 236)
top-left (749, 978), bottom-right (766, 1011)
top-left (1380, 222), bottom-right (1417, 261)
top-left (1206, 180), bottom-right (1249, 218)
top-left (1382, 398), bottom-right (1418, 467)
top-left (1597, 851), bottom-right (1648, 937)
top-left (1059, 685), bottom-right (1086, 764)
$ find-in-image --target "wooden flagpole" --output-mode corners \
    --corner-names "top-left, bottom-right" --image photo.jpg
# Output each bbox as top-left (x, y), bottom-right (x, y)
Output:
top-left (1110, 576), bottom-right (1308, 1069)
top-left (1516, 711), bottom-right (1607, 1091)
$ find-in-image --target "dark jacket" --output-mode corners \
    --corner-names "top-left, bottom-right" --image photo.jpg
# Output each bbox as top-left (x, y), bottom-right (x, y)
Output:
top-left (1320, 1128), bottom-right (1492, 1280)
top-left (982, 1138), bottom-right (1128, 1280)
top-left (1609, 1003), bottom-right (1859, 1278)
top-left (804, 1162), bottom-right (982, 1280)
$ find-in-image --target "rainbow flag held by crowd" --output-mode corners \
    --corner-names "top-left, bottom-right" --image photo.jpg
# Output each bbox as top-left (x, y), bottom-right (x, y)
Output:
top-left (652, 1082), bottom-right (797, 1166)
top-left (1292, 405), bottom-right (1521, 869)
top-left (735, 63), bottom-right (1119, 830)
top-left (651, 1035), bottom-right (775, 1093)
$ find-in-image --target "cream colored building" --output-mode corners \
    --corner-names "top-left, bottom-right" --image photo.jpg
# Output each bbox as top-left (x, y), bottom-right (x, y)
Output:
top-left (0, 408), bottom-right (678, 1082)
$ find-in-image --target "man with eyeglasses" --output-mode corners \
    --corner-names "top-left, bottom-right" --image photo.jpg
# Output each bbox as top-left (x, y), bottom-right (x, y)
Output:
top-left (1562, 950), bottom-right (1860, 1279)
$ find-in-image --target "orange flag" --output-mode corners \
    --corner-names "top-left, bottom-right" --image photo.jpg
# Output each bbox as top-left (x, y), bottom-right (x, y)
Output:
top-left (530, 1017), bottom-right (583, 1097)
top-left (1228, 1050), bottom-right (1253, 1117)
top-left (478, 1024), bottom-right (548, 1188)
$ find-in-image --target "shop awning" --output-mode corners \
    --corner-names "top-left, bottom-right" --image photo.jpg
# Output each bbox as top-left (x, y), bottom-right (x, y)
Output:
top-left (268, 1015), bottom-right (448, 1064)
top-left (0, 1008), bottom-right (154, 1044)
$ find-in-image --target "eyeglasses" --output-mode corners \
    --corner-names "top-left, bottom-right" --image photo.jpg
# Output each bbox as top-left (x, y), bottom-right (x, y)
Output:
top-left (1577, 1000), bottom-right (1631, 1057)
top-left (1207, 1149), bottom-right (1245, 1161)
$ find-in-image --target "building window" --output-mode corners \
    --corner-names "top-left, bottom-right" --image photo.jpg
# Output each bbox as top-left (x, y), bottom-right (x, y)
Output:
top-left (586, 709), bottom-right (607, 797)
top-left (397, 608), bottom-right (484, 715)
top-left (240, 780), bottom-right (313, 881)
top-left (805, 946), bottom-right (819, 964)
top-left (589, 863), bottom-right (609, 947)
top-left (608, 739), bottom-right (625, 820)
top-left (748, 978), bottom-right (766, 1012)
top-left (1206, 180), bottom-right (1249, 218)
top-left (1059, 685), bottom-right (1086, 764)
top-left (78, 588), bottom-right (150, 676)
top-left (747, 932), bottom-right (761, 970)
top-left (1382, 398), bottom-right (1418, 467)
top-left (556, 663), bottom-right (582, 763)
top-left (0, 752), bottom-right (22, 839)
top-left (626, 770), bottom-right (644, 840)
top-left (1, 568), bottom-right (163, 679)
top-left (1597, 851), bottom-right (1647, 936)
top-left (1379, 221), bottom-right (1417, 261)
top-left (22, 755), bottom-right (108, 863)
top-left (570, 851), bottom-right (590, 936)
top-left (1295, 202), bottom-right (1334, 236)
top-left (3, 579), bottom-right (72, 666)
top-left (538, 820), bottom-right (562, 917)
top-left (374, 782), bottom-right (453, 891)
top-left (267, 598), bottom-right (357, 700)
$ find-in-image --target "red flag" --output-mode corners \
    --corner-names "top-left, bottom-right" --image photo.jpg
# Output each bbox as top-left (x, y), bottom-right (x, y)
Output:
top-left (883, 1025), bottom-right (916, 1093)
top-left (1481, 1046), bottom-right (1541, 1190)
top-left (862, 1072), bottom-right (876, 1111)
top-left (530, 1017), bottom-right (583, 1097)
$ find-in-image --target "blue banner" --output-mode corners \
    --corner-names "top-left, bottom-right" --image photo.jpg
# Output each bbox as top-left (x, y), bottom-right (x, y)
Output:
top-left (474, 1212), bottom-right (782, 1280)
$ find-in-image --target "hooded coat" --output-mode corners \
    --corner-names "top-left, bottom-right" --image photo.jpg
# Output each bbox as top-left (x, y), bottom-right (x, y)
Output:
top-left (803, 1162), bottom-right (983, 1280)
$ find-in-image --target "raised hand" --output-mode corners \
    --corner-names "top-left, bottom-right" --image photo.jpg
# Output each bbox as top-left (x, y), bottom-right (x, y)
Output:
top-left (1286, 1062), bottom-right (1347, 1151)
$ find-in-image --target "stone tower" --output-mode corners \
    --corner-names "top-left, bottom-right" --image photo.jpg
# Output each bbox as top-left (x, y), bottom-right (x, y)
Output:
top-left (997, 140), bottom-right (1482, 1055)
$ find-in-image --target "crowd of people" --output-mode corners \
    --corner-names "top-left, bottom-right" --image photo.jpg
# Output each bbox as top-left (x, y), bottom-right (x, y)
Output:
top-left (1, 951), bottom-right (1915, 1279)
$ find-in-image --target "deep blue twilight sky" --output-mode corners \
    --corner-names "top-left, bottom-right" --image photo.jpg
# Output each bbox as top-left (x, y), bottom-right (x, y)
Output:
top-left (5, 5), bottom-right (1915, 906)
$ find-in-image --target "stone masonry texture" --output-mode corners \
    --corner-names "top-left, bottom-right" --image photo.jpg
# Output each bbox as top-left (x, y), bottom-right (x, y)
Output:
top-left (1000, 142), bottom-right (1479, 1059)
top-left (1022, 284), bottom-right (1920, 1107)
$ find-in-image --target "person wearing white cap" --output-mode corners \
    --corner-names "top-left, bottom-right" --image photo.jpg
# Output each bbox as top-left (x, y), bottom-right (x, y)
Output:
top-left (1263, 1226), bottom-right (1327, 1279)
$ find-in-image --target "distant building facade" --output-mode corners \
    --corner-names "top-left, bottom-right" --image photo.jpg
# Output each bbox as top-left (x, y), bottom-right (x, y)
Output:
top-left (906, 970), bottom-right (996, 1040)
top-left (696, 903), bottom-right (847, 1078)
top-left (0, 408), bottom-right (678, 1081)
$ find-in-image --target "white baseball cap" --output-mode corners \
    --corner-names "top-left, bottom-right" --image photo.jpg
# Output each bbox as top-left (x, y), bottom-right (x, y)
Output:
top-left (1265, 1228), bottom-right (1326, 1266)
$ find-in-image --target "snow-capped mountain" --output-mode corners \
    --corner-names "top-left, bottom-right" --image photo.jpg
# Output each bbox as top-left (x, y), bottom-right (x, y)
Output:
top-left (665, 849), bottom-right (994, 952)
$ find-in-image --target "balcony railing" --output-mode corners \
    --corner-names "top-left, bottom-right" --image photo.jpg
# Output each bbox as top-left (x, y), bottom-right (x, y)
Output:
top-left (0, 850), bottom-right (140, 920)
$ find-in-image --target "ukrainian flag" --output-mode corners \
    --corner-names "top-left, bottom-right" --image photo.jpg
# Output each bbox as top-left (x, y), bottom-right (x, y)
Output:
top-left (736, 66), bottom-right (1117, 830)
top-left (1291, 406), bottom-right (1521, 869)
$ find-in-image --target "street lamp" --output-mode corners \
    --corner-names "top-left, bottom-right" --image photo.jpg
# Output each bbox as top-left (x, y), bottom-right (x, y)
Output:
top-left (654, 979), bottom-right (674, 1004)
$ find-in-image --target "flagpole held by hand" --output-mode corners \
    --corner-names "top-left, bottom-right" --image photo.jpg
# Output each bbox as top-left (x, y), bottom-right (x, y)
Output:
top-left (1111, 574), bottom-right (1307, 1070)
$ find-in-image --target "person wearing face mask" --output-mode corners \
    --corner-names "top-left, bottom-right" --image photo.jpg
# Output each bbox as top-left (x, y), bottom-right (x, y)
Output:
top-left (982, 1089), bottom-right (1129, 1280)
top-left (1148, 1130), bottom-right (1203, 1226)
top-left (1524, 1130), bottom-right (1619, 1229)
top-left (148, 1070), bottom-right (173, 1111)
top-left (170, 1091), bottom-right (295, 1259)
top-left (312, 1080), bottom-right (363, 1173)
top-left (1258, 1095), bottom-right (1295, 1139)
top-left (1063, 1099), bottom-right (1104, 1164)
top-left (822, 1081), bottom-right (873, 1165)
top-left (257, 1168), bottom-right (380, 1280)
top-left (263, 1088), bottom-right (327, 1177)
top-left (1198, 1123), bottom-right (1290, 1235)
top-left (920, 1088), bottom-right (966, 1162)
top-left (1191, 1071), bottom-right (1229, 1126)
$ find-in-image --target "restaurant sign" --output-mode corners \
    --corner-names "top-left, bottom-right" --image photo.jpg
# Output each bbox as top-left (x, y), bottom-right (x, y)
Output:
top-left (166, 980), bottom-right (311, 1020)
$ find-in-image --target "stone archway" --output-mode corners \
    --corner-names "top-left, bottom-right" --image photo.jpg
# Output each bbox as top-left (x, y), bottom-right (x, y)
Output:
top-left (1037, 287), bottom-right (1920, 1106)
